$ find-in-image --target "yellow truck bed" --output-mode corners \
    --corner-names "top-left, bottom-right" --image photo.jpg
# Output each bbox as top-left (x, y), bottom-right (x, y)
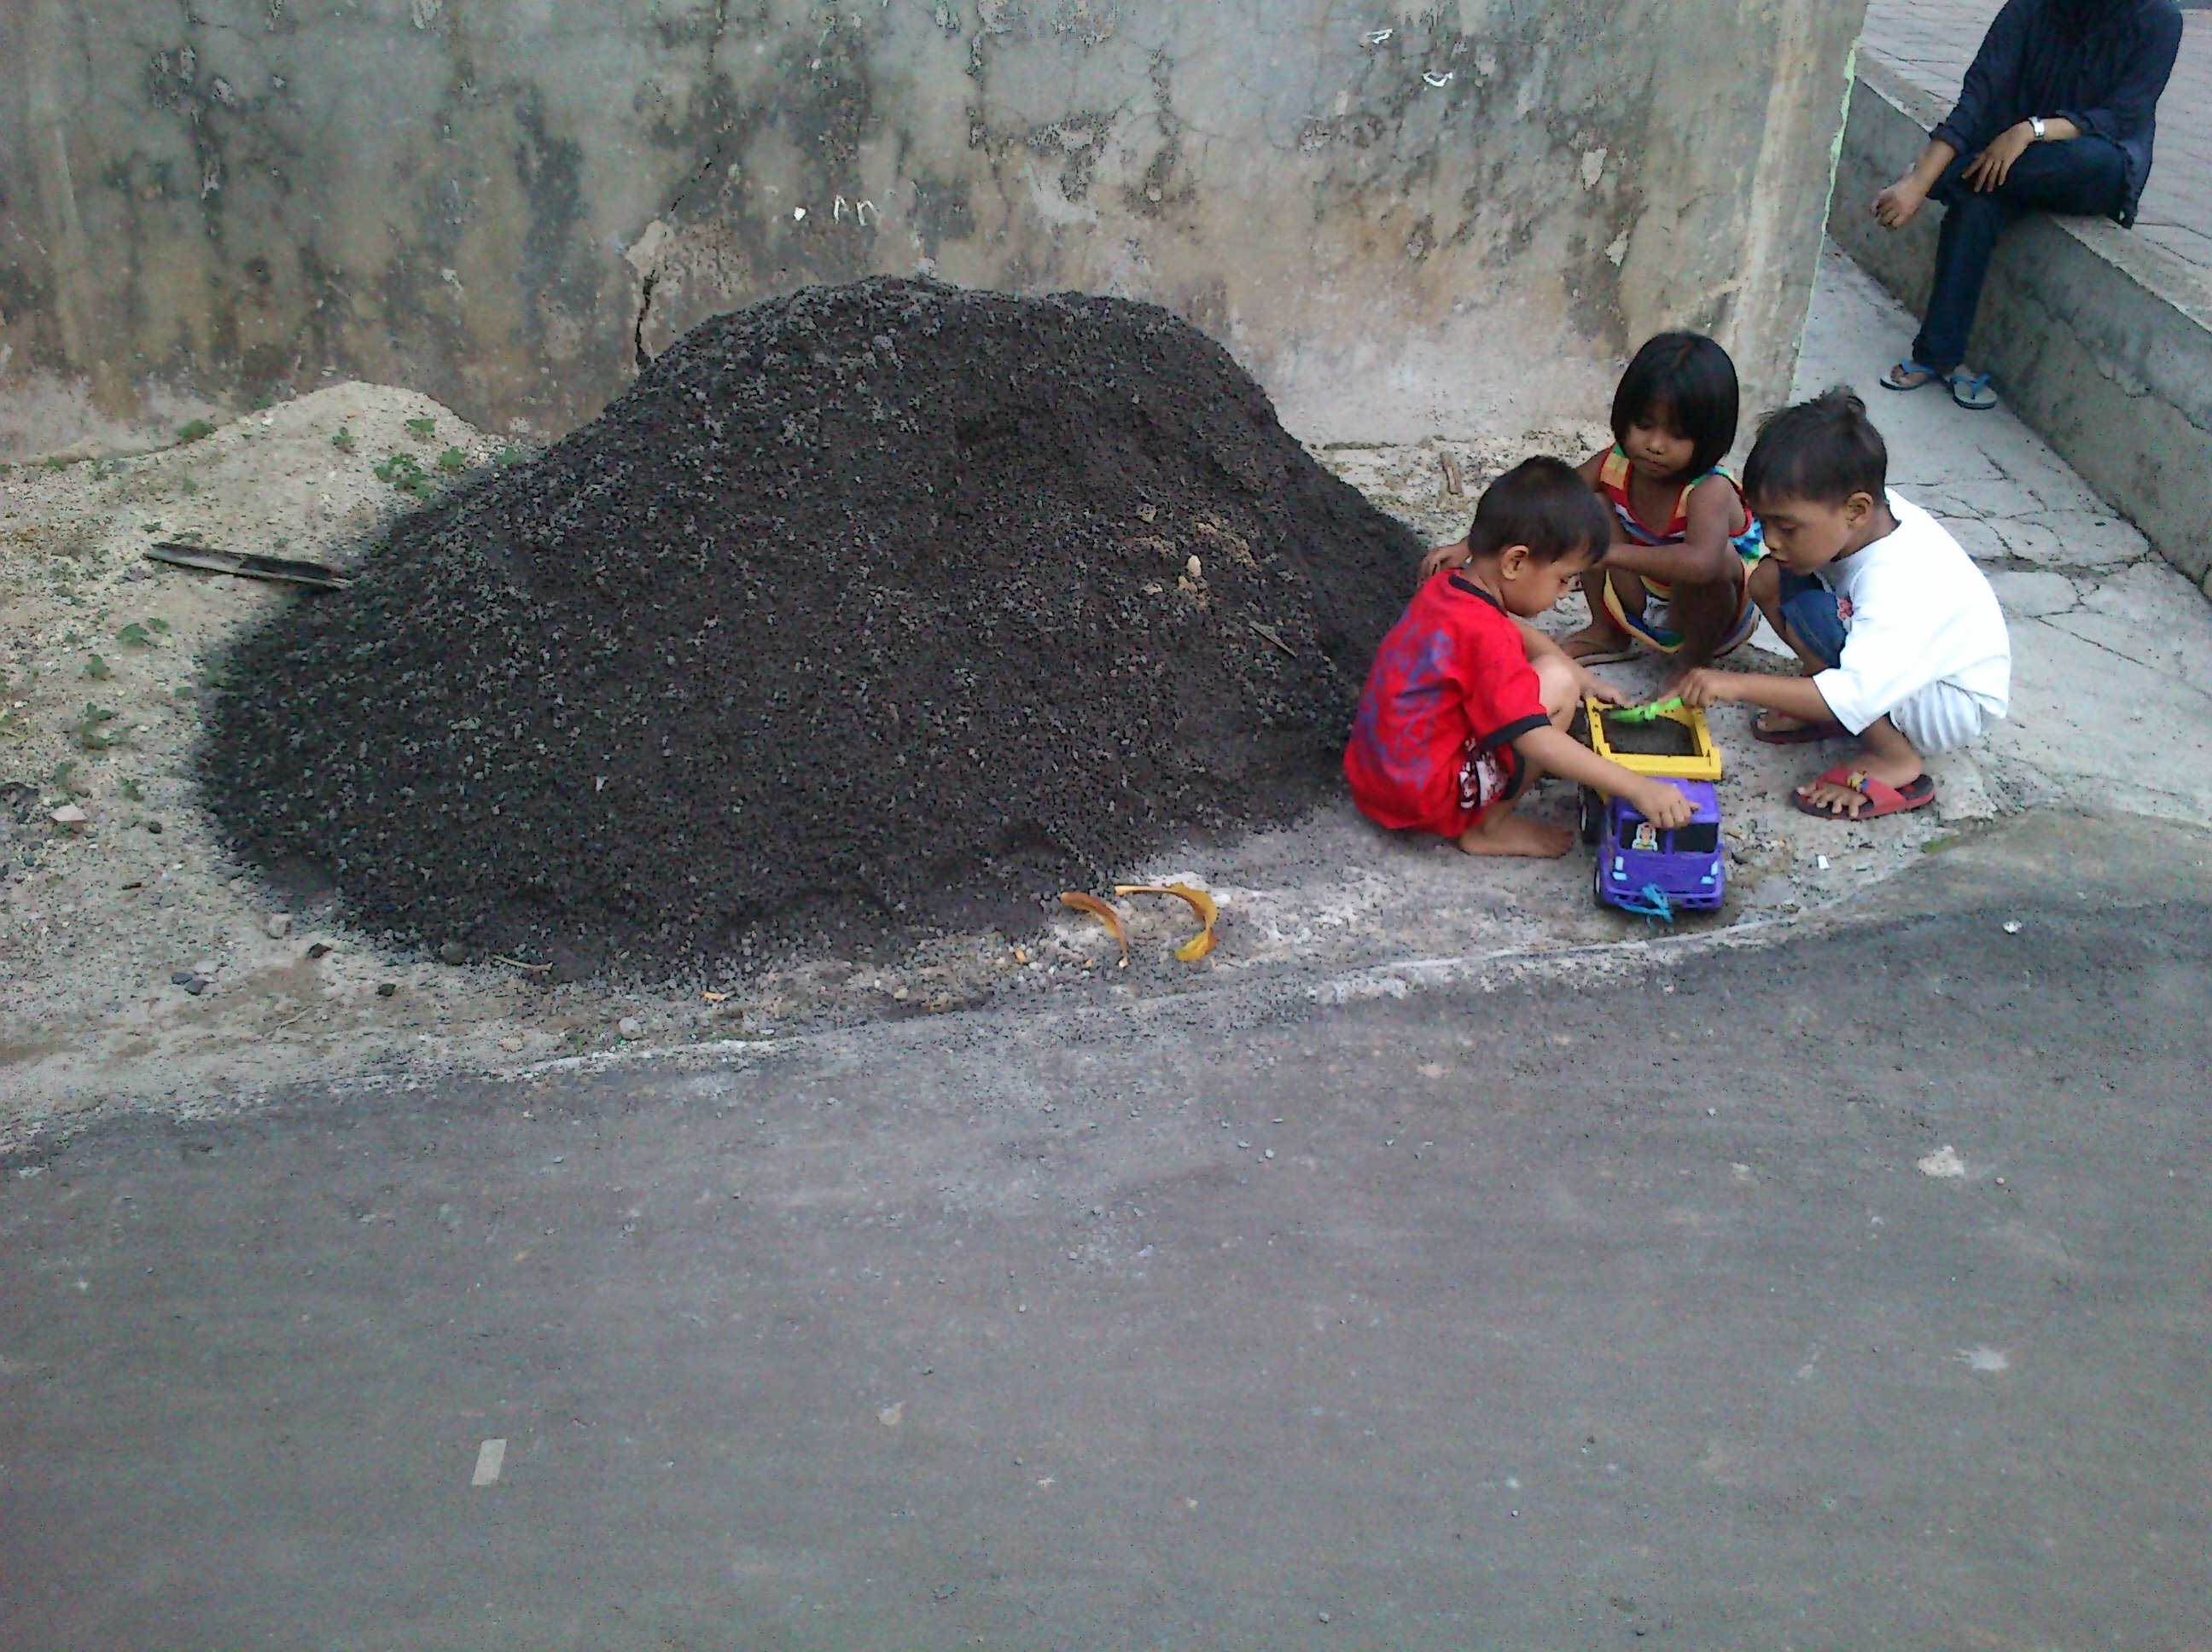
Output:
top-left (1581, 696), bottom-right (1724, 787)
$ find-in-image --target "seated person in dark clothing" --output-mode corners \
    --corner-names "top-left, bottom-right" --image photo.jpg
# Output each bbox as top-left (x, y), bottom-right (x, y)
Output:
top-left (1870, 0), bottom-right (2182, 411)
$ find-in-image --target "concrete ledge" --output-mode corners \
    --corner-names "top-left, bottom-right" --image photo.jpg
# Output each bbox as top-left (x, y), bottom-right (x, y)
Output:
top-left (1829, 58), bottom-right (2212, 588)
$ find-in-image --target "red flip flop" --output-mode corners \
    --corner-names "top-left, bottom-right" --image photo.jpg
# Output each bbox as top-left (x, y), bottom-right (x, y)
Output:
top-left (1753, 712), bottom-right (1848, 745)
top-left (1792, 765), bottom-right (1938, 819)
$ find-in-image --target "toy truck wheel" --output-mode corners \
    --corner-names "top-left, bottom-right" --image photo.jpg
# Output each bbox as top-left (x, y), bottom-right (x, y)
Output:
top-left (1592, 854), bottom-right (1607, 908)
top-left (1579, 786), bottom-right (1603, 844)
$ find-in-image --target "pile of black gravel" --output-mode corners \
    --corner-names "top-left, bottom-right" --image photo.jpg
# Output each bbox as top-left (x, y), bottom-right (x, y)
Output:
top-left (202, 278), bottom-right (1419, 978)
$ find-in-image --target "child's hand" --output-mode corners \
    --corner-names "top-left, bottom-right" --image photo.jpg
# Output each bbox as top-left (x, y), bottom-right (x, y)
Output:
top-left (1672, 667), bottom-right (1735, 709)
top-left (1575, 667), bottom-right (1627, 707)
top-left (1418, 538), bottom-right (1472, 581)
top-left (1629, 779), bottom-right (1695, 830)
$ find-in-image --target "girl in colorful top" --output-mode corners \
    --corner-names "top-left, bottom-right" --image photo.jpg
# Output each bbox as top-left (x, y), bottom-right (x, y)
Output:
top-left (1426, 332), bottom-right (1764, 676)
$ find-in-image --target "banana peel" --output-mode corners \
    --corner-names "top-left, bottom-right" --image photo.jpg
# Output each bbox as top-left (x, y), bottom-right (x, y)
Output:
top-left (1115, 882), bottom-right (1220, 962)
top-left (1059, 892), bottom-right (1129, 967)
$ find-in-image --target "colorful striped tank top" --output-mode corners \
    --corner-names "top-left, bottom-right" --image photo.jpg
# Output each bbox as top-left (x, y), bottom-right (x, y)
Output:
top-left (1598, 448), bottom-right (1764, 565)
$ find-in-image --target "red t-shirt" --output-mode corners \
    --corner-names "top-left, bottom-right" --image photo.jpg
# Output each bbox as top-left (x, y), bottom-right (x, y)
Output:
top-left (1343, 572), bottom-right (1551, 837)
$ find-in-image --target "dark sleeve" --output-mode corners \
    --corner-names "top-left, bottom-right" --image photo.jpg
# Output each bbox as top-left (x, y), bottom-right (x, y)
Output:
top-left (1932, 0), bottom-right (2036, 155)
top-left (2053, 5), bottom-right (2183, 145)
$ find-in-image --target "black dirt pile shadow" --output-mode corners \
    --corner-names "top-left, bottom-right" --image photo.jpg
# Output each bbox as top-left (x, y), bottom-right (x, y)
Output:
top-left (201, 278), bottom-right (1421, 978)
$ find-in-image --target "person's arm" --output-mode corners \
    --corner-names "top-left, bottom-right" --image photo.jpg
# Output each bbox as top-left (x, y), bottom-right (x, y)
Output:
top-left (1960, 115), bottom-right (2078, 191)
top-left (1596, 476), bottom-right (1743, 588)
top-left (1417, 532), bottom-right (1470, 581)
top-left (1673, 666), bottom-right (1839, 724)
top-left (1873, 137), bottom-right (1961, 228)
top-left (1513, 725), bottom-right (1694, 829)
top-left (1936, 0), bottom-right (2031, 158)
top-left (2052, 7), bottom-right (2183, 148)
top-left (1513, 617), bottom-right (1628, 706)
top-left (1875, 0), bottom-right (2028, 226)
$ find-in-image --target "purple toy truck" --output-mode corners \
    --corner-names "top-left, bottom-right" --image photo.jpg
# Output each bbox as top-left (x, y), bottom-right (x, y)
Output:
top-left (1579, 781), bottom-right (1725, 916)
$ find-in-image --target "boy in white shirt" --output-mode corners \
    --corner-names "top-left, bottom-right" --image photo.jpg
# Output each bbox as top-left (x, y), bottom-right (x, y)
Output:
top-left (1673, 388), bottom-right (2010, 819)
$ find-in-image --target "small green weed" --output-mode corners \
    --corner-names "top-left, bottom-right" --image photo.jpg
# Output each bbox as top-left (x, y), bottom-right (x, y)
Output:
top-left (374, 452), bottom-right (432, 497)
top-left (436, 447), bottom-right (468, 473)
top-left (331, 426), bottom-right (355, 453)
top-left (51, 759), bottom-right (88, 795)
top-left (177, 418), bottom-right (215, 444)
top-left (179, 476), bottom-right (199, 496)
top-left (117, 622), bottom-right (154, 649)
top-left (405, 416), bottom-right (437, 440)
top-left (147, 617), bottom-right (170, 634)
top-left (120, 777), bottom-right (145, 802)
top-left (83, 654), bottom-right (111, 681)
top-left (73, 703), bottom-right (120, 751)
top-left (44, 456), bottom-right (67, 471)
top-left (495, 446), bottom-right (530, 467)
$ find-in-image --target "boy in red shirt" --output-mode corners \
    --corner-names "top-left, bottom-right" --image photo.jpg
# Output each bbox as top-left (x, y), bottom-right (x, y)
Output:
top-left (1346, 457), bottom-right (1695, 858)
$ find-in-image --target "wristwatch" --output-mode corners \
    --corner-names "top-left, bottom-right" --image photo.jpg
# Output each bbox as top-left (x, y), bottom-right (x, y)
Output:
top-left (2029, 115), bottom-right (2048, 141)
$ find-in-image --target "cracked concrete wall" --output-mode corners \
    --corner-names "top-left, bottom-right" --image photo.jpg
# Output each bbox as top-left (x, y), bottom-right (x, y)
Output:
top-left (1, 0), bottom-right (1866, 458)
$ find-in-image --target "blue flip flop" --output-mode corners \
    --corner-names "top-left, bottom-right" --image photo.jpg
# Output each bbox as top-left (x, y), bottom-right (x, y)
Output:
top-left (1948, 370), bottom-right (1998, 411)
top-left (1883, 360), bottom-right (1941, 392)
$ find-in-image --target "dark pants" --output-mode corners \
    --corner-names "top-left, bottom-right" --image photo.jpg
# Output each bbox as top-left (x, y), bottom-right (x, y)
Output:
top-left (1912, 137), bottom-right (2128, 375)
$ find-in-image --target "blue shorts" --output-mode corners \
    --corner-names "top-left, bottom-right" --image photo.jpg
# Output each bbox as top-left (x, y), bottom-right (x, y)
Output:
top-left (1778, 572), bottom-right (1847, 669)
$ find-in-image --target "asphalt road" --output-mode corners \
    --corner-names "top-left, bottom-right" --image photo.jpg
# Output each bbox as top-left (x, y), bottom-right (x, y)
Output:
top-left (4, 811), bottom-right (2209, 1649)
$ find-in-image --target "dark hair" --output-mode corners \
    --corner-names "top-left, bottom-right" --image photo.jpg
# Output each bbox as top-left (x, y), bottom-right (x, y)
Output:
top-left (1742, 387), bottom-right (1889, 508)
top-left (1611, 332), bottom-right (1740, 480)
top-left (1469, 456), bottom-right (1614, 565)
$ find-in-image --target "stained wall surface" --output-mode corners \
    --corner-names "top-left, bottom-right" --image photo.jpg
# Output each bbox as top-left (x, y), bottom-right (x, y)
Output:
top-left (1, 0), bottom-right (1867, 456)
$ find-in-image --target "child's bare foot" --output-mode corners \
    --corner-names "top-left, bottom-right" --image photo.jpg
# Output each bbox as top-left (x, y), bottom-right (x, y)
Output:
top-left (1457, 806), bottom-right (1575, 858)
top-left (1561, 622), bottom-right (1637, 665)
top-left (1753, 709), bottom-right (1848, 741)
top-left (1796, 752), bottom-right (1925, 817)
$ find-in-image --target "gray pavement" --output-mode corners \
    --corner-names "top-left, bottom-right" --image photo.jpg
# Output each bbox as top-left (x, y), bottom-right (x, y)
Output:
top-left (1860, 0), bottom-right (2212, 276)
top-left (5, 809), bottom-right (2212, 1649)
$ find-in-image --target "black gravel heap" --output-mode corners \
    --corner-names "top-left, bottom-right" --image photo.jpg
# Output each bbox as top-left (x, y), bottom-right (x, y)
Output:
top-left (202, 278), bottom-right (1419, 976)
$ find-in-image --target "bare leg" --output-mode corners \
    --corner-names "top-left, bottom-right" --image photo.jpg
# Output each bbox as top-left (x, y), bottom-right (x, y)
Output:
top-left (1796, 716), bottom-right (1925, 817)
top-left (1455, 654), bottom-right (1579, 858)
top-left (1661, 572), bottom-right (1743, 678)
top-left (1744, 557), bottom-right (1838, 736)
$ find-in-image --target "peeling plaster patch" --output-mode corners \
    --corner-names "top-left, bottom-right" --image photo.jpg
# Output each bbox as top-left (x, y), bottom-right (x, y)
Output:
top-left (1580, 148), bottom-right (1608, 190)
top-left (1605, 231), bottom-right (1630, 267)
top-left (410, 0), bottom-right (443, 28)
top-left (623, 218), bottom-right (672, 278)
top-left (1952, 1346), bottom-right (2011, 1373)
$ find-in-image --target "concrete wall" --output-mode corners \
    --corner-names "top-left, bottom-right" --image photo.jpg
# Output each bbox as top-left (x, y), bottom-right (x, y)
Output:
top-left (1831, 60), bottom-right (2212, 586)
top-left (2, 0), bottom-right (1866, 457)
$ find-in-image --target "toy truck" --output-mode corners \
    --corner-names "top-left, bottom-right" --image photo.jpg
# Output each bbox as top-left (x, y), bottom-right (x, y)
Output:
top-left (1577, 697), bottom-right (1726, 917)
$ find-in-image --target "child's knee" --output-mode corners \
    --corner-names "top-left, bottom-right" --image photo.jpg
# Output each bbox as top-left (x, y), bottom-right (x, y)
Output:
top-left (1534, 652), bottom-right (1581, 719)
top-left (1746, 556), bottom-right (1781, 606)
